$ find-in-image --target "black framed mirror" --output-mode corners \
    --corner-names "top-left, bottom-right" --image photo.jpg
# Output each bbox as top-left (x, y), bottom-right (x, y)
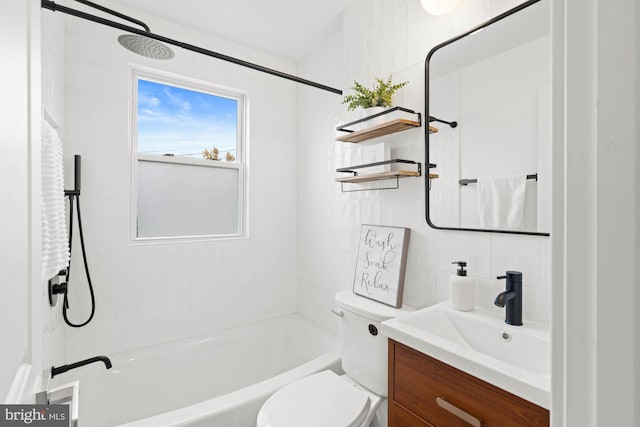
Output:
top-left (425, 0), bottom-right (550, 236)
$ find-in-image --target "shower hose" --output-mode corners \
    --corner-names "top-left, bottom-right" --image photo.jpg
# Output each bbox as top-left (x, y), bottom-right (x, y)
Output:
top-left (63, 194), bottom-right (96, 327)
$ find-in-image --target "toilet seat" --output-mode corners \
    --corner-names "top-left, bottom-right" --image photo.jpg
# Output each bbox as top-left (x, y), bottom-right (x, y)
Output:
top-left (256, 370), bottom-right (371, 427)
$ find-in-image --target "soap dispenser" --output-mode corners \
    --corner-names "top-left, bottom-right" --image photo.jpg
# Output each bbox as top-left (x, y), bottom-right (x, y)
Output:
top-left (450, 261), bottom-right (475, 311)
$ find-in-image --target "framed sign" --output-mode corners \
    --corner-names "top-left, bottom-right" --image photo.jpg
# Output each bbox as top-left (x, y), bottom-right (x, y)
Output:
top-left (353, 225), bottom-right (410, 308)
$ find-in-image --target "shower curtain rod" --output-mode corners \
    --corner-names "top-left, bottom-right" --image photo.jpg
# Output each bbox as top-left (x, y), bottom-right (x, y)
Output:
top-left (41, 0), bottom-right (343, 95)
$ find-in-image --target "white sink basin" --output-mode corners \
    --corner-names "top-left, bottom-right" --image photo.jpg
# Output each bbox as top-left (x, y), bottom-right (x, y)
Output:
top-left (381, 302), bottom-right (550, 408)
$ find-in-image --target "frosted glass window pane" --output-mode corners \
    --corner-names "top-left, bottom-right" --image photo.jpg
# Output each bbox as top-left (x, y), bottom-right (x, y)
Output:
top-left (137, 160), bottom-right (239, 238)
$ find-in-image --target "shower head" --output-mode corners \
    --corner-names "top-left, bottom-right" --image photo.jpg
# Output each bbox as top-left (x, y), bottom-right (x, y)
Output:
top-left (117, 34), bottom-right (175, 60)
top-left (67, 1), bottom-right (173, 60)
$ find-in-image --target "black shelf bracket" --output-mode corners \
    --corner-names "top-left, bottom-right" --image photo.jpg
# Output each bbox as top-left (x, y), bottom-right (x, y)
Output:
top-left (337, 159), bottom-right (421, 175)
top-left (426, 163), bottom-right (438, 191)
top-left (429, 115), bottom-right (458, 128)
top-left (337, 107), bottom-right (421, 134)
top-left (336, 159), bottom-right (422, 193)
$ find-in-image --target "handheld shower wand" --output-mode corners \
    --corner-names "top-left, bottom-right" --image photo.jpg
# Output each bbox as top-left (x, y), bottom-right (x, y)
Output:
top-left (62, 155), bottom-right (97, 328)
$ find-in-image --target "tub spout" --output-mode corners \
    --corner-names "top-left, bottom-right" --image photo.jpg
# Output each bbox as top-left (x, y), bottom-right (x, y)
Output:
top-left (51, 356), bottom-right (112, 378)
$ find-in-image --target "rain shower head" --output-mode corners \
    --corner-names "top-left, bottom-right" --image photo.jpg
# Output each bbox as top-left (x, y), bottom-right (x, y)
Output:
top-left (67, 0), bottom-right (173, 60)
top-left (117, 34), bottom-right (175, 60)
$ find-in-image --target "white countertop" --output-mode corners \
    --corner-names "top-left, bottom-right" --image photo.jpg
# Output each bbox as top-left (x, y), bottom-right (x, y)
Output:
top-left (381, 302), bottom-right (551, 409)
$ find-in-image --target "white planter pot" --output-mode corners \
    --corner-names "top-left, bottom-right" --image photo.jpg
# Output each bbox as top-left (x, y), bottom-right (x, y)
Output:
top-left (342, 106), bottom-right (393, 132)
top-left (362, 106), bottom-right (387, 127)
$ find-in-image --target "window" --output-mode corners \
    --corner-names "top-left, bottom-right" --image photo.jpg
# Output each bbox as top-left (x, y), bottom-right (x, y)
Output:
top-left (131, 70), bottom-right (245, 240)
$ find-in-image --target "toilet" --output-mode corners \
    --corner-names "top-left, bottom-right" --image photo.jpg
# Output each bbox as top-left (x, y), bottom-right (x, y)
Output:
top-left (256, 290), bottom-right (413, 427)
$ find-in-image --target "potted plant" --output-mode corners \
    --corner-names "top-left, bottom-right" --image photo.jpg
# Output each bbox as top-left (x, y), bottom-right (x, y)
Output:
top-left (342, 76), bottom-right (408, 115)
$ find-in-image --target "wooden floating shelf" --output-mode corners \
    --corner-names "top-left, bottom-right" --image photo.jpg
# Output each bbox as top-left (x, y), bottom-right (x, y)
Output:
top-left (336, 119), bottom-right (438, 143)
top-left (335, 170), bottom-right (437, 184)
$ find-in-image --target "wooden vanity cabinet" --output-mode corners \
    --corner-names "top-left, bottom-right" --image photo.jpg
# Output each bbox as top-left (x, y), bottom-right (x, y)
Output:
top-left (388, 340), bottom-right (549, 427)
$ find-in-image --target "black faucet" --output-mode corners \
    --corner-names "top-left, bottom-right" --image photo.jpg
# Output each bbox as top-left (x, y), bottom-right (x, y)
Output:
top-left (494, 271), bottom-right (523, 326)
top-left (51, 356), bottom-right (112, 378)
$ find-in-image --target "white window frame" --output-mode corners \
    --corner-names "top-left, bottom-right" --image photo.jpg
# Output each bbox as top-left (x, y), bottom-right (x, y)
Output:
top-left (129, 66), bottom-right (247, 242)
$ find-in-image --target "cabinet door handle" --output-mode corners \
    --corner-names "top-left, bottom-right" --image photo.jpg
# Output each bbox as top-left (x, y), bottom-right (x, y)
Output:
top-left (436, 397), bottom-right (482, 427)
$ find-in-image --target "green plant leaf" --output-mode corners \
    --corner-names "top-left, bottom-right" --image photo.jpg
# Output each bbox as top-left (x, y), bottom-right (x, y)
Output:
top-left (341, 76), bottom-right (408, 111)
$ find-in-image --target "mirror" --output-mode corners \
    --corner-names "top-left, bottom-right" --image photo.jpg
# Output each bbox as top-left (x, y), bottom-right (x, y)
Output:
top-left (425, 0), bottom-right (550, 236)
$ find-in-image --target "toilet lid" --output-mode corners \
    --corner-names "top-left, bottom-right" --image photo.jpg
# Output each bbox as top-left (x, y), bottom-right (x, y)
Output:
top-left (257, 371), bottom-right (371, 427)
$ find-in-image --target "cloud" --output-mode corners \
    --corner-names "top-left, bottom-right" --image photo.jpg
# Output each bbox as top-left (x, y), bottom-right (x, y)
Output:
top-left (138, 93), bottom-right (160, 108)
top-left (163, 87), bottom-right (192, 112)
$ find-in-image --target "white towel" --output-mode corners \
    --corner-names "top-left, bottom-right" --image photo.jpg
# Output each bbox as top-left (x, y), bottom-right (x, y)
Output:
top-left (41, 119), bottom-right (70, 281)
top-left (477, 175), bottom-right (527, 230)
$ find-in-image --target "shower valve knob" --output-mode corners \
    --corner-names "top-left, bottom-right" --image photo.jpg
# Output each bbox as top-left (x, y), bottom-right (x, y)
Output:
top-left (52, 282), bottom-right (68, 295)
top-left (48, 279), bottom-right (68, 307)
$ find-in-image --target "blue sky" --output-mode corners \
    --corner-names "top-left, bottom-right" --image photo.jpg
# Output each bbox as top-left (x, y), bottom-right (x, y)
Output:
top-left (137, 79), bottom-right (238, 158)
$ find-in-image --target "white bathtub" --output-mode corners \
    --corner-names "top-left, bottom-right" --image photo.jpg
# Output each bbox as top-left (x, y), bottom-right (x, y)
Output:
top-left (63, 314), bottom-right (340, 427)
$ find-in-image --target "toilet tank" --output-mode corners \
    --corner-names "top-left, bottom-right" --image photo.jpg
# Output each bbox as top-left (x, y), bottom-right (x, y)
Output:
top-left (334, 290), bottom-right (414, 396)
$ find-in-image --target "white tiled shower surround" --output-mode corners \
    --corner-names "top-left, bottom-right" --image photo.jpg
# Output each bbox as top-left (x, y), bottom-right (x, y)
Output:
top-left (61, 1), bottom-right (299, 360)
top-left (296, 0), bottom-right (551, 335)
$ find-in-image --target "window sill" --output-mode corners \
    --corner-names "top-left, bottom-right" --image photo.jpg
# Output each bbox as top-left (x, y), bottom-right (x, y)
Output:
top-left (130, 233), bottom-right (248, 245)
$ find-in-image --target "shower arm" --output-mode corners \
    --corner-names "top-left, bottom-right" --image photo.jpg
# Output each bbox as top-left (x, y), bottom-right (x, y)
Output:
top-left (71, 0), bottom-right (150, 32)
top-left (41, 0), bottom-right (343, 95)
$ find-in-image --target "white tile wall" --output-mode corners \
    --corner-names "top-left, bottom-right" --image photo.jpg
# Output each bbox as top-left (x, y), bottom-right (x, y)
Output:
top-left (297, 0), bottom-right (551, 335)
top-left (437, 232), bottom-right (550, 323)
top-left (62, 5), bottom-right (299, 359)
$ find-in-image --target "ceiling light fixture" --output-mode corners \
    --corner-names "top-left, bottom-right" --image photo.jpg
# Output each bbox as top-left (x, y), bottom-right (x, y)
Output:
top-left (420, 0), bottom-right (461, 15)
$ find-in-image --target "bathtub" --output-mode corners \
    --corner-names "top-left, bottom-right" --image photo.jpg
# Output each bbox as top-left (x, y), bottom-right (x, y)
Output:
top-left (62, 314), bottom-right (340, 427)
